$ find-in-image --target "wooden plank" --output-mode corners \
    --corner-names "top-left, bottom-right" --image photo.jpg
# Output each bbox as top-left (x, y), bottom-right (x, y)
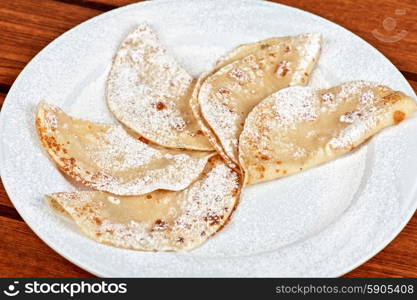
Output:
top-left (55, 0), bottom-right (132, 10)
top-left (0, 216), bottom-right (91, 277)
top-left (1, 0), bottom-right (417, 88)
top-left (0, 91), bottom-right (6, 109)
top-left (345, 212), bottom-right (417, 277)
top-left (81, 0), bottom-right (135, 6)
top-left (0, 0), bottom-right (104, 86)
top-left (0, 180), bottom-right (15, 209)
top-left (273, 0), bottom-right (417, 75)
top-left (408, 80), bottom-right (417, 93)
top-left (0, 0), bottom-right (417, 278)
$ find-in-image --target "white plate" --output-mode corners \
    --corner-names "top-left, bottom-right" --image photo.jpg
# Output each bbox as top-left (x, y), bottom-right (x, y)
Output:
top-left (1, 0), bottom-right (416, 277)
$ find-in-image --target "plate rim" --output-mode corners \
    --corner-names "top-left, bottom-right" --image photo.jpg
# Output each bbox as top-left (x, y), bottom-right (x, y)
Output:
top-left (0, 0), bottom-right (416, 277)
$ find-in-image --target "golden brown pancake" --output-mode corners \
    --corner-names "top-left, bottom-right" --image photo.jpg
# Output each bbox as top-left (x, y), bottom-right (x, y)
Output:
top-left (46, 156), bottom-right (242, 251)
top-left (195, 33), bottom-right (322, 165)
top-left (239, 81), bottom-right (417, 185)
top-left (106, 24), bottom-right (213, 151)
top-left (36, 101), bottom-right (214, 195)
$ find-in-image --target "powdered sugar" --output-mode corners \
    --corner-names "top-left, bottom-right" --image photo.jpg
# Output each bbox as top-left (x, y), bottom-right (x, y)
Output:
top-left (50, 160), bottom-right (240, 251)
top-left (290, 33), bottom-right (322, 85)
top-left (37, 102), bottom-right (213, 196)
top-left (1, 0), bottom-right (416, 277)
top-left (106, 23), bottom-right (210, 150)
top-left (271, 86), bottom-right (318, 128)
top-left (88, 126), bottom-right (158, 171)
top-left (198, 33), bottom-right (321, 163)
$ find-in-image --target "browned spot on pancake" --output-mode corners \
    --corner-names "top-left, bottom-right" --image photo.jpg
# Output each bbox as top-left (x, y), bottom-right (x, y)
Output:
top-left (218, 87), bottom-right (231, 95)
top-left (268, 52), bottom-right (277, 57)
top-left (138, 136), bottom-right (149, 144)
top-left (256, 165), bottom-right (265, 172)
top-left (176, 237), bottom-right (184, 243)
top-left (260, 43), bottom-right (269, 49)
top-left (204, 214), bottom-right (222, 226)
top-left (393, 110), bottom-right (405, 125)
top-left (275, 169), bottom-right (280, 173)
top-left (208, 156), bottom-right (218, 164)
top-left (154, 219), bottom-right (167, 231)
top-left (146, 194), bottom-right (152, 199)
top-left (155, 102), bottom-right (166, 110)
top-left (260, 155), bottom-right (270, 160)
top-left (231, 188), bottom-right (239, 197)
top-left (284, 45), bottom-right (291, 53)
top-left (93, 216), bottom-right (102, 226)
top-left (229, 69), bottom-right (245, 81)
top-left (200, 231), bottom-right (206, 236)
top-left (276, 160), bottom-right (282, 164)
top-left (275, 61), bottom-right (290, 77)
top-left (41, 134), bottom-right (61, 153)
top-left (196, 130), bottom-right (204, 135)
top-left (283, 170), bottom-right (287, 175)
top-left (385, 92), bottom-right (402, 104)
top-left (87, 125), bottom-right (92, 130)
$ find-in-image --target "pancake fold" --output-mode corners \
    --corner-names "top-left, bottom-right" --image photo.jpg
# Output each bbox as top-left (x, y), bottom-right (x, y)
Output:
top-left (194, 33), bottom-right (322, 166)
top-left (36, 101), bottom-right (213, 195)
top-left (46, 156), bottom-right (242, 251)
top-left (107, 23), bottom-right (212, 151)
top-left (239, 81), bottom-right (417, 185)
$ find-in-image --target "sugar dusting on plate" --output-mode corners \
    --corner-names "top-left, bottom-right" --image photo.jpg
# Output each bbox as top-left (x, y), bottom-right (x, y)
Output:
top-left (1, 0), bottom-right (416, 276)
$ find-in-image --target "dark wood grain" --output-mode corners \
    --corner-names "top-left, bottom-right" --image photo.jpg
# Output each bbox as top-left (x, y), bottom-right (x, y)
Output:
top-left (0, 216), bottom-right (90, 277)
top-left (0, 180), bottom-right (14, 208)
top-left (0, 0), bottom-right (103, 86)
top-left (275, 0), bottom-right (417, 75)
top-left (0, 0), bottom-right (416, 278)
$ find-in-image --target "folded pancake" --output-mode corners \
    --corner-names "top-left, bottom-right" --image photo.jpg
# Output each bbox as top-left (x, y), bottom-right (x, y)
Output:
top-left (35, 101), bottom-right (214, 195)
top-left (46, 156), bottom-right (241, 251)
top-left (106, 23), bottom-right (212, 151)
top-left (215, 36), bottom-right (302, 68)
top-left (239, 81), bottom-right (417, 185)
top-left (190, 73), bottom-right (234, 168)
top-left (189, 40), bottom-right (273, 169)
top-left (196, 33), bottom-right (322, 165)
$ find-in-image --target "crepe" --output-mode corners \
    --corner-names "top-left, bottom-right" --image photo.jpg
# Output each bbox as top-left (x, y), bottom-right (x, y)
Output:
top-left (46, 156), bottom-right (241, 251)
top-left (35, 101), bottom-right (214, 195)
top-left (239, 81), bottom-right (417, 185)
top-left (106, 24), bottom-right (212, 151)
top-left (194, 33), bottom-right (322, 165)
top-left (189, 41), bottom-right (268, 169)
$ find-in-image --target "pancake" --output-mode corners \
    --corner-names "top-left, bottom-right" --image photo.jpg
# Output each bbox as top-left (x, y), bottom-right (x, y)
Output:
top-left (35, 101), bottom-right (214, 195)
top-left (196, 33), bottom-right (322, 165)
top-left (46, 156), bottom-right (241, 251)
top-left (239, 81), bottom-right (417, 185)
top-left (190, 72), bottom-right (235, 168)
top-left (106, 23), bottom-right (213, 151)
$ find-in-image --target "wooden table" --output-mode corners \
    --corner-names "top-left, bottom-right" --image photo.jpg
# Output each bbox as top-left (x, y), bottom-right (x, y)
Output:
top-left (1, 0), bottom-right (416, 278)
